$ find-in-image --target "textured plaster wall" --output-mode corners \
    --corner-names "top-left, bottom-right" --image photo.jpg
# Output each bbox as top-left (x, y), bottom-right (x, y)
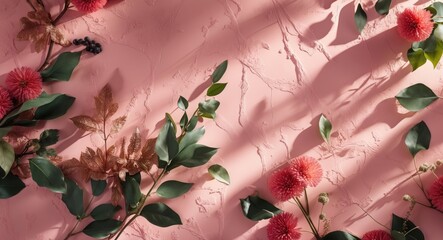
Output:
top-left (0, 0), bottom-right (442, 239)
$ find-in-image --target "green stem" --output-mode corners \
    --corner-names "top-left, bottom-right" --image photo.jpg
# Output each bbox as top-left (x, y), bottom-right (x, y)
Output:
top-left (304, 188), bottom-right (310, 215)
top-left (293, 197), bottom-right (321, 240)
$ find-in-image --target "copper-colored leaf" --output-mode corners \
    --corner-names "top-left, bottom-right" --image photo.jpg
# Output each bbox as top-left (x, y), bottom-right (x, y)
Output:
top-left (127, 128), bottom-right (141, 156)
top-left (111, 182), bottom-right (123, 206)
top-left (71, 115), bottom-right (98, 132)
top-left (138, 138), bottom-right (157, 171)
top-left (27, 9), bottom-right (51, 23)
top-left (58, 158), bottom-right (89, 181)
top-left (111, 116), bottom-right (127, 134)
top-left (48, 26), bottom-right (71, 47)
top-left (119, 137), bottom-right (126, 159)
top-left (17, 17), bottom-right (49, 53)
top-left (95, 84), bottom-right (119, 121)
top-left (11, 161), bottom-right (31, 179)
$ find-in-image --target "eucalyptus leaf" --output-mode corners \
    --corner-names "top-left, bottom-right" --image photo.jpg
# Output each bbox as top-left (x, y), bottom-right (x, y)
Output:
top-left (354, 4), bottom-right (367, 33)
top-left (0, 172), bottom-right (25, 198)
top-left (169, 144), bottom-right (217, 170)
top-left (240, 195), bottom-right (282, 221)
top-left (198, 99), bottom-right (220, 119)
top-left (62, 179), bottom-right (84, 218)
top-left (375, 0), bottom-right (392, 15)
top-left (177, 96), bottom-right (188, 110)
top-left (157, 180), bottom-right (193, 199)
top-left (180, 112), bottom-right (188, 129)
top-left (319, 114), bottom-right (332, 143)
top-left (207, 83), bottom-right (227, 96)
top-left (407, 48), bottom-right (427, 71)
top-left (0, 140), bottom-right (15, 178)
top-left (186, 116), bottom-right (198, 132)
top-left (29, 157), bottom-right (66, 193)
top-left (208, 164), bottom-right (230, 185)
top-left (405, 121), bottom-right (431, 157)
top-left (179, 127), bottom-right (205, 151)
top-left (211, 60), bottom-right (228, 83)
top-left (140, 203), bottom-right (182, 227)
top-left (91, 204), bottom-right (121, 220)
top-left (40, 51), bottom-right (81, 81)
top-left (39, 129), bottom-right (59, 148)
top-left (34, 94), bottom-right (75, 120)
top-left (395, 83), bottom-right (439, 111)
top-left (322, 231), bottom-right (360, 240)
top-left (155, 116), bottom-right (179, 168)
top-left (91, 179), bottom-right (107, 196)
top-left (83, 219), bottom-right (122, 239)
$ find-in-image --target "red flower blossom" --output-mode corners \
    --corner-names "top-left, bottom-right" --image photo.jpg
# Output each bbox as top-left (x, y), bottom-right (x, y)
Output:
top-left (267, 212), bottom-right (301, 240)
top-left (268, 167), bottom-right (305, 201)
top-left (6, 67), bottom-right (42, 103)
top-left (397, 8), bottom-right (434, 42)
top-left (0, 87), bottom-right (13, 119)
top-left (429, 176), bottom-right (443, 211)
top-left (362, 230), bottom-right (392, 240)
top-left (72, 0), bottom-right (107, 13)
top-left (290, 156), bottom-right (323, 187)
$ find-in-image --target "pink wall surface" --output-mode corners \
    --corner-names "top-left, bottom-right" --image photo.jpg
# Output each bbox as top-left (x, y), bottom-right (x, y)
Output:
top-left (1, 0), bottom-right (442, 239)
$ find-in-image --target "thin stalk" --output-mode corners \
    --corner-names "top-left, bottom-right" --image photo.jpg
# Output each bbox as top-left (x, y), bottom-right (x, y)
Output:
top-left (354, 204), bottom-right (390, 231)
top-left (293, 197), bottom-right (321, 240)
top-left (304, 188), bottom-right (310, 215)
top-left (317, 204), bottom-right (324, 233)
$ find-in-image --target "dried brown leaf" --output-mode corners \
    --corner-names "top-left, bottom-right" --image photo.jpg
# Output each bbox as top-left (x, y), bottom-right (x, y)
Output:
top-left (27, 9), bottom-right (51, 23)
top-left (111, 181), bottom-right (123, 206)
top-left (111, 116), bottom-right (127, 134)
top-left (58, 158), bottom-right (89, 182)
top-left (48, 26), bottom-right (71, 47)
top-left (119, 137), bottom-right (126, 159)
top-left (138, 138), bottom-right (157, 172)
top-left (17, 17), bottom-right (49, 53)
top-left (71, 115), bottom-right (98, 132)
top-left (95, 84), bottom-right (118, 121)
top-left (11, 161), bottom-right (31, 179)
top-left (127, 128), bottom-right (141, 156)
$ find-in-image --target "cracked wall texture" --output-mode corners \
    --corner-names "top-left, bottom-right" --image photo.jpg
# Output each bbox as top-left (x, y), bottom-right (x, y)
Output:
top-left (0, 0), bottom-right (442, 239)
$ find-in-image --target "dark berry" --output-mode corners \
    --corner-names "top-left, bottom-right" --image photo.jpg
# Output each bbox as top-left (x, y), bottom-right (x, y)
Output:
top-left (73, 39), bottom-right (79, 45)
top-left (90, 43), bottom-right (96, 48)
top-left (86, 46), bottom-right (92, 52)
top-left (84, 36), bottom-right (90, 42)
top-left (79, 39), bottom-right (85, 45)
top-left (96, 43), bottom-right (101, 48)
top-left (91, 40), bottom-right (96, 44)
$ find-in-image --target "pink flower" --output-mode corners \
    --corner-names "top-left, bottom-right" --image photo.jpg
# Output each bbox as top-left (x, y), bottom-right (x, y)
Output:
top-left (0, 87), bottom-right (13, 119)
top-left (72, 0), bottom-right (107, 13)
top-left (429, 176), bottom-right (443, 211)
top-left (268, 168), bottom-right (305, 201)
top-left (362, 230), bottom-right (392, 240)
top-left (290, 156), bottom-right (323, 187)
top-left (397, 8), bottom-right (434, 42)
top-left (267, 212), bottom-right (301, 240)
top-left (6, 67), bottom-right (42, 103)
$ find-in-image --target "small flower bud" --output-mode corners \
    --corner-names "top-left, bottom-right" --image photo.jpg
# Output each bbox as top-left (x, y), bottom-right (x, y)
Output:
top-left (429, 164), bottom-right (437, 171)
top-left (436, 160), bottom-right (442, 167)
top-left (319, 213), bottom-right (326, 220)
top-left (403, 194), bottom-right (414, 202)
top-left (418, 163), bottom-right (429, 172)
top-left (318, 193), bottom-right (329, 204)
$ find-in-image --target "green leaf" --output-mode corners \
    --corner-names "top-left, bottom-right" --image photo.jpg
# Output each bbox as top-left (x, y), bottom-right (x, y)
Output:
top-left (155, 116), bottom-right (179, 168)
top-left (0, 127), bottom-right (12, 138)
top-left (29, 157), bottom-right (66, 193)
top-left (240, 195), bottom-right (282, 221)
top-left (208, 164), bottom-right (230, 185)
top-left (0, 93), bottom-right (65, 126)
top-left (122, 177), bottom-right (141, 209)
top-left (395, 83), bottom-right (439, 112)
top-left (140, 203), bottom-right (182, 227)
top-left (319, 114), bottom-right (332, 143)
top-left (179, 112), bottom-right (188, 129)
top-left (392, 231), bottom-right (406, 240)
top-left (91, 179), bottom-right (107, 196)
top-left (198, 99), bottom-right (220, 119)
top-left (0, 172), bottom-right (25, 198)
top-left (322, 231), bottom-right (361, 240)
top-left (83, 219), bottom-right (122, 239)
top-left (423, 36), bottom-right (443, 68)
top-left (90, 204), bottom-right (121, 220)
top-left (186, 116), bottom-right (198, 132)
top-left (166, 113), bottom-right (177, 134)
top-left (0, 140), bottom-right (15, 178)
top-left (39, 129), bottom-right (59, 148)
top-left (211, 60), bottom-right (228, 83)
top-left (157, 180), bottom-right (193, 199)
top-left (354, 4), bottom-right (367, 33)
top-left (34, 94), bottom-right (75, 120)
top-left (207, 83), bottom-right (227, 97)
top-left (177, 96), bottom-right (188, 111)
top-left (169, 144), bottom-right (217, 170)
top-left (405, 121), bottom-right (431, 157)
top-left (430, 2), bottom-right (443, 22)
top-left (11, 120), bottom-right (37, 127)
top-left (62, 179), bottom-right (84, 218)
top-left (391, 214), bottom-right (424, 240)
top-left (407, 48), bottom-right (427, 71)
top-left (179, 127), bottom-right (205, 151)
top-left (40, 51), bottom-right (81, 81)
top-left (375, 0), bottom-right (392, 15)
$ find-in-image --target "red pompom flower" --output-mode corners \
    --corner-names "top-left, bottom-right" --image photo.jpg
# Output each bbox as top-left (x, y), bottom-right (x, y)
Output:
top-left (290, 156), bottom-right (323, 187)
top-left (6, 67), bottom-right (42, 103)
top-left (268, 168), bottom-right (306, 201)
top-left (362, 230), bottom-right (392, 240)
top-left (0, 87), bottom-right (13, 119)
top-left (267, 212), bottom-right (301, 240)
top-left (397, 8), bottom-right (434, 42)
top-left (72, 0), bottom-right (107, 13)
top-left (429, 176), bottom-right (443, 211)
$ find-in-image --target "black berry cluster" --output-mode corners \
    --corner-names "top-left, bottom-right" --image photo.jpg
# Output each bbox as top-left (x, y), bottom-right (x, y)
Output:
top-left (73, 36), bottom-right (102, 55)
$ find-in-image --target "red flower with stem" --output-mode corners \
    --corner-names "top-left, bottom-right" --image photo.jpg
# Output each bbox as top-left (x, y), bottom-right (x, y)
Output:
top-left (6, 67), bottom-right (42, 103)
top-left (397, 8), bottom-right (434, 42)
top-left (267, 212), bottom-right (301, 240)
top-left (268, 167), bottom-right (306, 202)
top-left (290, 156), bottom-right (323, 187)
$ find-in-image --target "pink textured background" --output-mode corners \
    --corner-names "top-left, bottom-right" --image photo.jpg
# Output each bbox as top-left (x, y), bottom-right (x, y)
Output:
top-left (1, 0), bottom-right (443, 239)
